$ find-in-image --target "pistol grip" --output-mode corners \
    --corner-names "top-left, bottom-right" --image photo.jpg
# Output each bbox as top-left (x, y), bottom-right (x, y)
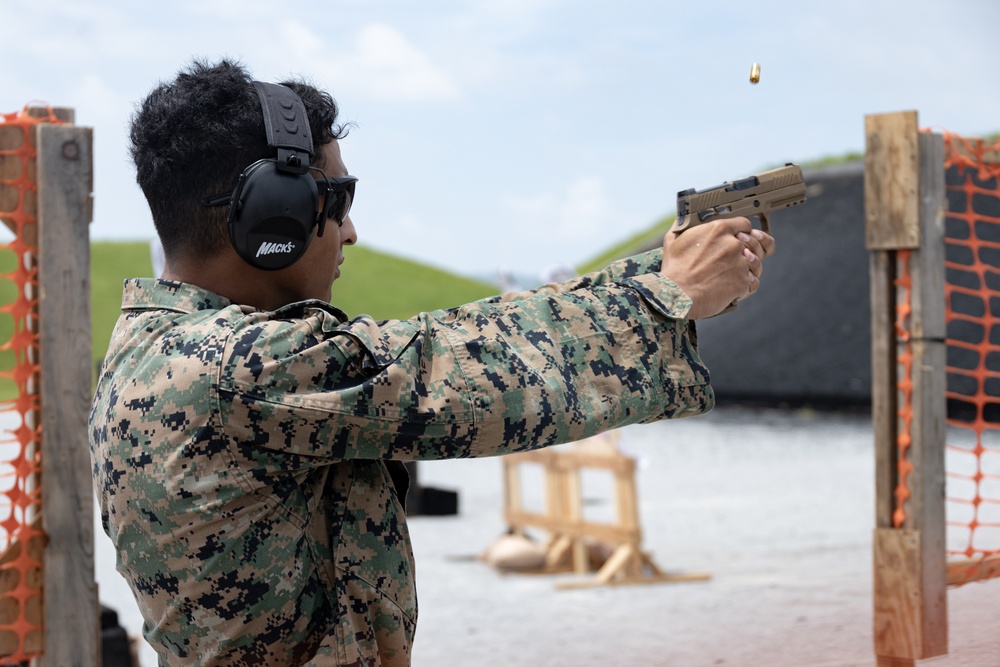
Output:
top-left (709, 300), bottom-right (739, 317)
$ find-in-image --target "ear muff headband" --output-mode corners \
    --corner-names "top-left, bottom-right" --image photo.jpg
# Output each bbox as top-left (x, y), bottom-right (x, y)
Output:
top-left (226, 82), bottom-right (320, 271)
top-left (253, 81), bottom-right (314, 173)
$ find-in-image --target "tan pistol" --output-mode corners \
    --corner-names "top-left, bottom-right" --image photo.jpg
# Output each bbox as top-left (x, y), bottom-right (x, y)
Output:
top-left (673, 163), bottom-right (807, 235)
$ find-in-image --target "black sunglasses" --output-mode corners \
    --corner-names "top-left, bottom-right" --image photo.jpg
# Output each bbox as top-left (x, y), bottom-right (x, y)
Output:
top-left (315, 175), bottom-right (358, 227)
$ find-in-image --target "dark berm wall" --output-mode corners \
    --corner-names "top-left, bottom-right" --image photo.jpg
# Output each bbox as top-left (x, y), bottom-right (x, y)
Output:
top-left (686, 162), bottom-right (871, 408)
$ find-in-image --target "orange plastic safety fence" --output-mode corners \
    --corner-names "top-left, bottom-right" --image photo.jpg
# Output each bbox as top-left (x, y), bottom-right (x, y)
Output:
top-left (0, 104), bottom-right (64, 662)
top-left (893, 249), bottom-right (915, 529)
top-left (941, 132), bottom-right (1000, 586)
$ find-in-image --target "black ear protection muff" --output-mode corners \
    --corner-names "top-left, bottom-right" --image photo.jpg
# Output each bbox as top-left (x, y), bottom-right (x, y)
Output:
top-left (206, 81), bottom-right (321, 270)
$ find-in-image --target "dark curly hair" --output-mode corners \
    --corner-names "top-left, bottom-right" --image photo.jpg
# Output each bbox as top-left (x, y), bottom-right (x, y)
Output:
top-left (129, 59), bottom-right (348, 259)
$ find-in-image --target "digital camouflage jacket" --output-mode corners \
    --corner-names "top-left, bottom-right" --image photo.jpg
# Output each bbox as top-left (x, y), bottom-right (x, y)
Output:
top-left (89, 248), bottom-right (713, 666)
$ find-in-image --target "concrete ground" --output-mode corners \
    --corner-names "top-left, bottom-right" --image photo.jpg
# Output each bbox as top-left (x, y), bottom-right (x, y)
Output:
top-left (95, 406), bottom-right (1000, 666)
top-left (405, 407), bottom-right (999, 667)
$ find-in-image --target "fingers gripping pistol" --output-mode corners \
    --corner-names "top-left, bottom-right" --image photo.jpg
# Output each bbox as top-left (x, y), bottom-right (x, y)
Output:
top-left (672, 163), bottom-right (807, 315)
top-left (672, 163), bottom-right (806, 235)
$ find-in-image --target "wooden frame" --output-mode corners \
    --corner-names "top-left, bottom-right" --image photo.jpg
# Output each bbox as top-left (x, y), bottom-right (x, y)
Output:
top-left (501, 433), bottom-right (710, 590)
top-left (867, 111), bottom-right (948, 665)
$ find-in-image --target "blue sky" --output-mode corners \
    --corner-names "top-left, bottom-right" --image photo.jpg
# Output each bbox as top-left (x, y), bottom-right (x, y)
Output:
top-left (2, 0), bottom-right (998, 280)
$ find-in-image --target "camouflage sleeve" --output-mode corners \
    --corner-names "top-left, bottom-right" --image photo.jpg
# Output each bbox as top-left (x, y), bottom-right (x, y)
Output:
top-left (220, 259), bottom-right (712, 463)
top-left (482, 249), bottom-right (664, 303)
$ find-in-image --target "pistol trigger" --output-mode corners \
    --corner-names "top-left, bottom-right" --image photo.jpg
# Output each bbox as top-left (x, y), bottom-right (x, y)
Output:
top-left (760, 214), bottom-right (770, 233)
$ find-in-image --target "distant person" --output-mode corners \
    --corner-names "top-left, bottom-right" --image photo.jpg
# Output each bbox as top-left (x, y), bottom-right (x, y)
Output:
top-left (89, 59), bottom-right (774, 666)
top-left (539, 263), bottom-right (577, 285)
top-left (494, 265), bottom-right (521, 293)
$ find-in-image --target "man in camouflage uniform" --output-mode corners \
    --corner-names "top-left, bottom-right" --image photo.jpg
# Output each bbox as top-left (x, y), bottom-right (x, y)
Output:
top-left (90, 60), bottom-right (774, 666)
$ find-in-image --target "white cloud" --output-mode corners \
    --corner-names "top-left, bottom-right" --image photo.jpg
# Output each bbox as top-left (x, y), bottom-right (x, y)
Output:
top-left (329, 24), bottom-right (462, 104)
top-left (451, 0), bottom-right (562, 33)
top-left (5, 1), bottom-right (161, 68)
top-left (206, 19), bottom-right (462, 104)
top-left (274, 21), bottom-right (327, 65)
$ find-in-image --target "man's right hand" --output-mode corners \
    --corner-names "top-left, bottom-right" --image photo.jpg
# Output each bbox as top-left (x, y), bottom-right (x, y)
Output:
top-left (660, 217), bottom-right (775, 320)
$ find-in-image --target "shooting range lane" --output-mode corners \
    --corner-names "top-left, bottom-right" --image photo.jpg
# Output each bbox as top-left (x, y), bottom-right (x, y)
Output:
top-left (405, 407), bottom-right (999, 667)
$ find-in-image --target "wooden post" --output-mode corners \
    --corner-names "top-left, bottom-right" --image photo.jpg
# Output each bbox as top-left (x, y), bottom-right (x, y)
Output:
top-left (867, 111), bottom-right (948, 664)
top-left (503, 458), bottom-right (524, 537)
top-left (563, 464), bottom-right (589, 574)
top-left (36, 121), bottom-right (98, 666)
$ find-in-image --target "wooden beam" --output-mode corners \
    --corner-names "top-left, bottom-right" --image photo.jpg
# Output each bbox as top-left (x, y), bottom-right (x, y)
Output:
top-left (946, 136), bottom-right (1000, 166)
top-left (865, 111), bottom-right (920, 250)
top-left (947, 554), bottom-right (1000, 586)
top-left (909, 132), bottom-right (946, 343)
top-left (25, 107), bottom-right (74, 124)
top-left (873, 528), bottom-right (924, 659)
top-left (36, 122), bottom-right (98, 667)
top-left (904, 133), bottom-right (948, 659)
top-left (873, 527), bottom-right (947, 661)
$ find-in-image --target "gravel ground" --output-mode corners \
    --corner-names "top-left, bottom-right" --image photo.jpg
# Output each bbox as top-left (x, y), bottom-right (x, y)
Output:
top-left (95, 406), bottom-right (1000, 666)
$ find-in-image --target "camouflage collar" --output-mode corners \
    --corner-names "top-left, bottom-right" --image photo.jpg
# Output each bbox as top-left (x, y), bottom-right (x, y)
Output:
top-left (121, 278), bottom-right (234, 314)
top-left (120, 278), bottom-right (350, 321)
